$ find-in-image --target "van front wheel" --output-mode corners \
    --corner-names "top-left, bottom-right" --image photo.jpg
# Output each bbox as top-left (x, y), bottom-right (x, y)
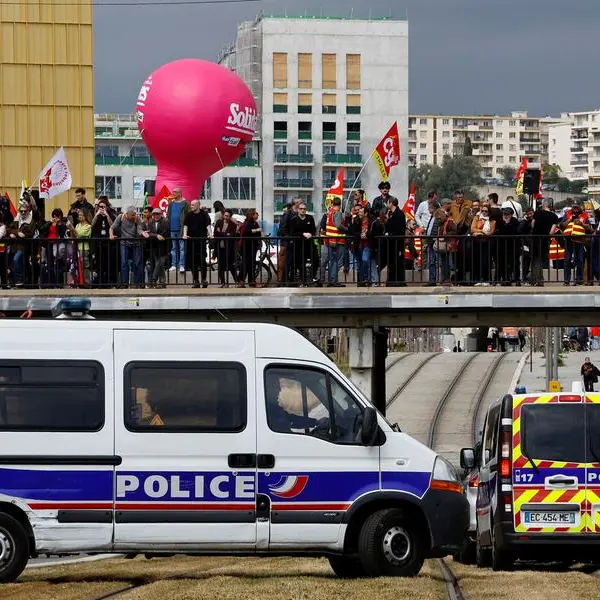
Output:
top-left (0, 514), bottom-right (29, 583)
top-left (328, 556), bottom-right (366, 578)
top-left (358, 508), bottom-right (425, 577)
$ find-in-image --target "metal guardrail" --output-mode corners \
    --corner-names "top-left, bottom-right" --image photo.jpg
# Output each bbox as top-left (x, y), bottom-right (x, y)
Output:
top-left (0, 233), bottom-right (598, 289)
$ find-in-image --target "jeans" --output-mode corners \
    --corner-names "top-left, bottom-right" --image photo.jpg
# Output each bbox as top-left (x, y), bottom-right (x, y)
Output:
top-left (428, 246), bottom-right (437, 283)
top-left (120, 243), bottom-right (142, 286)
top-left (12, 250), bottom-right (25, 283)
top-left (171, 236), bottom-right (184, 269)
top-left (355, 247), bottom-right (372, 282)
top-left (328, 245), bottom-right (343, 283)
top-left (564, 242), bottom-right (585, 284)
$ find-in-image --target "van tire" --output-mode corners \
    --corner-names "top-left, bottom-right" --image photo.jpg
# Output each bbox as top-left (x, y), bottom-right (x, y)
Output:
top-left (491, 526), bottom-right (513, 571)
top-left (328, 556), bottom-right (365, 578)
top-left (0, 513), bottom-right (29, 583)
top-left (358, 508), bottom-right (425, 577)
top-left (475, 527), bottom-right (491, 568)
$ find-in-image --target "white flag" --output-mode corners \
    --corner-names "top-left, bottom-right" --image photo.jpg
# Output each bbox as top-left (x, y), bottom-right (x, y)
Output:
top-left (38, 147), bottom-right (72, 200)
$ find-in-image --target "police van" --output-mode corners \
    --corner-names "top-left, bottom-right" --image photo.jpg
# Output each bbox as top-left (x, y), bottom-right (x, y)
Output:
top-left (462, 390), bottom-right (600, 570)
top-left (0, 302), bottom-right (467, 582)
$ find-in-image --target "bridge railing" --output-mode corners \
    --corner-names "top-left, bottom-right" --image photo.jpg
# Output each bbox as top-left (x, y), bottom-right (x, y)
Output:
top-left (0, 234), bottom-right (594, 289)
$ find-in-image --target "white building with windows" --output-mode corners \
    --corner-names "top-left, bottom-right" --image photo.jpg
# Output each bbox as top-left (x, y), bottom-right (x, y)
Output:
top-left (408, 112), bottom-right (567, 179)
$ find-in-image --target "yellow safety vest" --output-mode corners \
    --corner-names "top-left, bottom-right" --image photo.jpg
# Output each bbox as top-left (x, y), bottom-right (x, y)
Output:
top-left (325, 209), bottom-right (345, 246)
top-left (548, 238), bottom-right (565, 260)
top-left (564, 220), bottom-right (586, 237)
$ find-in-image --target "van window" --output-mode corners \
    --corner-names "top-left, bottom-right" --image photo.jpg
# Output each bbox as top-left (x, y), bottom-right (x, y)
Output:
top-left (521, 404), bottom-right (586, 463)
top-left (0, 361), bottom-right (104, 431)
top-left (264, 366), bottom-right (364, 444)
top-left (483, 406), bottom-right (500, 463)
top-left (124, 362), bottom-right (246, 432)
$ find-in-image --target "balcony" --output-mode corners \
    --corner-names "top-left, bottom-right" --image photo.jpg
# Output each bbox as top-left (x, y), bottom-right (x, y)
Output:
top-left (274, 178), bottom-right (314, 189)
top-left (571, 147), bottom-right (588, 154)
top-left (274, 131), bottom-right (288, 140)
top-left (571, 133), bottom-right (589, 140)
top-left (323, 153), bottom-right (363, 164)
top-left (323, 179), bottom-right (361, 188)
top-left (95, 155), bottom-right (155, 166)
top-left (274, 153), bottom-right (314, 164)
top-left (231, 157), bottom-right (259, 167)
top-left (275, 199), bottom-right (314, 212)
top-left (571, 159), bottom-right (588, 166)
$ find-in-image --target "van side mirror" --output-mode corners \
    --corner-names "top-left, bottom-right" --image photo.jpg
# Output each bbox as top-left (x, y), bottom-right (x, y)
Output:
top-left (361, 407), bottom-right (379, 446)
top-left (460, 448), bottom-right (475, 470)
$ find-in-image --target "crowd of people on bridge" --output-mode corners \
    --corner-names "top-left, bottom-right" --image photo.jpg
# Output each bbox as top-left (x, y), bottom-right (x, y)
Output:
top-left (0, 184), bottom-right (599, 289)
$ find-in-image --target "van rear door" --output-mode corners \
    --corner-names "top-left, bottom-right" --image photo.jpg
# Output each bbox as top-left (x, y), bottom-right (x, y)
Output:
top-left (113, 329), bottom-right (258, 550)
top-left (512, 394), bottom-right (587, 534)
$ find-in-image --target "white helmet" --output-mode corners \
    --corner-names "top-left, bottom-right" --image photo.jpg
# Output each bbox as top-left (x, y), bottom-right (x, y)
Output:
top-left (501, 200), bottom-right (523, 219)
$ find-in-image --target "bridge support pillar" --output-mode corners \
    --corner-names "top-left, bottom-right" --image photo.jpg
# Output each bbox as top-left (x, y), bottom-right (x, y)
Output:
top-left (348, 327), bottom-right (388, 416)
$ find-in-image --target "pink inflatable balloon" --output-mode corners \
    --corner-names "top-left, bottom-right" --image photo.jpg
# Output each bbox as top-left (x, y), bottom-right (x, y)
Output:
top-left (135, 58), bottom-right (257, 201)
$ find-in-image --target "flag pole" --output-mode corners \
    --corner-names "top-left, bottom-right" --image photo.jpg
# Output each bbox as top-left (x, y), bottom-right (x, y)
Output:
top-left (344, 153), bottom-right (373, 212)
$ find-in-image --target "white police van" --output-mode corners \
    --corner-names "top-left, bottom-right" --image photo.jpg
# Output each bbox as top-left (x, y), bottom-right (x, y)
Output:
top-left (0, 300), bottom-right (467, 582)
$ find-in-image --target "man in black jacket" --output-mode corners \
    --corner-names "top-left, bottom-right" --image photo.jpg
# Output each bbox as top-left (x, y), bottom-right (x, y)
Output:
top-left (385, 197), bottom-right (407, 286)
top-left (290, 201), bottom-right (316, 284)
top-left (372, 181), bottom-right (391, 214)
top-left (144, 208), bottom-right (170, 288)
top-left (279, 200), bottom-right (298, 284)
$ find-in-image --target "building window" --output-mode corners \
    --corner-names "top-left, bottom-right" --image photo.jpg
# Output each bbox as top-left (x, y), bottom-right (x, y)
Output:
top-left (95, 145), bottom-right (118, 157)
top-left (420, 131), bottom-right (427, 139)
top-left (323, 143), bottom-right (336, 155)
top-left (125, 362), bottom-right (246, 433)
top-left (347, 143), bottom-right (360, 155)
top-left (0, 361), bottom-right (104, 431)
top-left (322, 93), bottom-right (336, 114)
top-left (442, 131), bottom-right (450, 138)
top-left (419, 118), bottom-right (427, 125)
top-left (442, 119), bottom-right (450, 125)
top-left (443, 143), bottom-right (450, 151)
top-left (298, 53), bottom-right (312, 88)
top-left (420, 155), bottom-right (427, 161)
top-left (298, 142), bottom-right (312, 156)
top-left (347, 122), bottom-right (360, 141)
top-left (274, 121), bottom-right (288, 139)
top-left (509, 144), bottom-right (516, 151)
top-left (299, 121), bottom-right (312, 140)
top-left (323, 122), bottom-right (336, 141)
top-left (496, 132), bottom-right (503, 139)
top-left (346, 94), bottom-right (361, 114)
top-left (274, 143), bottom-right (287, 155)
top-left (509, 156), bottom-right (517, 163)
top-left (322, 54), bottom-right (336, 89)
top-left (496, 144), bottom-right (503, 151)
top-left (223, 177), bottom-right (256, 201)
top-left (298, 167), bottom-right (312, 180)
top-left (95, 176), bottom-right (122, 200)
top-left (509, 120), bottom-right (516, 127)
top-left (274, 168), bottom-right (287, 181)
top-left (298, 93), bottom-right (312, 114)
top-left (273, 52), bottom-right (288, 88)
top-left (509, 132), bottom-right (516, 139)
top-left (273, 92), bottom-right (288, 113)
top-left (420, 143), bottom-right (427, 149)
top-left (346, 54), bottom-right (361, 89)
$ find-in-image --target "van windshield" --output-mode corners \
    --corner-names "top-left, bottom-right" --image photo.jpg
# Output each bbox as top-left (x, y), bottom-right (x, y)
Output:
top-left (521, 404), bottom-right (600, 464)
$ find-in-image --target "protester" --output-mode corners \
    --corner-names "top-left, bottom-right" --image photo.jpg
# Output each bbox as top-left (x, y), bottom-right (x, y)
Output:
top-left (385, 196), bottom-right (406, 287)
top-left (67, 188), bottom-right (93, 227)
top-left (324, 198), bottom-right (346, 287)
top-left (110, 206), bottom-right (143, 288)
top-left (91, 197), bottom-right (115, 287)
top-left (214, 209), bottom-right (239, 287)
top-left (290, 201), bottom-right (317, 284)
top-left (471, 203), bottom-right (495, 285)
top-left (238, 208), bottom-right (262, 288)
top-left (372, 181), bottom-right (391, 214)
top-left (531, 200), bottom-right (559, 287)
top-left (166, 188), bottom-right (189, 273)
top-left (144, 208), bottom-right (170, 288)
top-left (559, 198), bottom-right (592, 286)
top-left (495, 205), bottom-right (520, 286)
top-left (183, 199), bottom-right (211, 288)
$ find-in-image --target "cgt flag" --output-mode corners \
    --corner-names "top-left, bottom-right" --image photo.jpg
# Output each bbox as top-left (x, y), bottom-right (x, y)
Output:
top-left (325, 168), bottom-right (344, 208)
top-left (515, 157), bottom-right (528, 197)
top-left (373, 122), bottom-right (400, 181)
top-left (39, 147), bottom-right (72, 200)
top-left (150, 184), bottom-right (172, 217)
top-left (402, 182), bottom-right (416, 220)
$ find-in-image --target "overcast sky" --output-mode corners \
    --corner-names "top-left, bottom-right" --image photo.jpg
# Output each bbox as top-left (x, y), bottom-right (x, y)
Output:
top-left (94, 0), bottom-right (598, 117)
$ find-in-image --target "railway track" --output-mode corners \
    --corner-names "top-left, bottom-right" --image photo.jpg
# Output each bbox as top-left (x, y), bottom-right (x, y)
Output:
top-left (386, 353), bottom-right (438, 410)
top-left (437, 558), bottom-right (466, 600)
top-left (428, 353), bottom-right (508, 464)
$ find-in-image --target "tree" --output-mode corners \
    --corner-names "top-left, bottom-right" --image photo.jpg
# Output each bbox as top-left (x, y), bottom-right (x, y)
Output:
top-left (410, 155), bottom-right (482, 202)
top-left (500, 166), bottom-right (516, 182)
top-left (463, 135), bottom-right (473, 157)
top-left (543, 163), bottom-right (562, 184)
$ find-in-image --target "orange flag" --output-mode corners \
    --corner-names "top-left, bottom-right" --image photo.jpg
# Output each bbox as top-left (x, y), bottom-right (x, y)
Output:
top-left (515, 157), bottom-right (528, 196)
top-left (325, 168), bottom-right (344, 208)
top-left (402, 182), bottom-right (416, 220)
top-left (150, 185), bottom-right (172, 217)
top-left (373, 122), bottom-right (400, 181)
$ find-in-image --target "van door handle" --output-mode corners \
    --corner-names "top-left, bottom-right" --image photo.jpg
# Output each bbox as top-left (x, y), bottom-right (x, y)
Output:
top-left (228, 454), bottom-right (256, 468)
top-left (257, 454), bottom-right (275, 469)
top-left (548, 477), bottom-right (576, 486)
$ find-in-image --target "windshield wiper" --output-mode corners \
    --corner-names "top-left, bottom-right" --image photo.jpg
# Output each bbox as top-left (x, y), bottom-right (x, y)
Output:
top-left (521, 450), bottom-right (539, 474)
top-left (392, 422), bottom-right (401, 432)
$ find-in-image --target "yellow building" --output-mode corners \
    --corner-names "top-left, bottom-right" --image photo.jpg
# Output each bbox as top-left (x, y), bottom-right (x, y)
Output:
top-left (0, 0), bottom-right (94, 213)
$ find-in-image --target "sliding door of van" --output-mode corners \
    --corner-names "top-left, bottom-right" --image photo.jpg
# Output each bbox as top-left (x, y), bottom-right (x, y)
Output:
top-left (113, 329), bottom-right (257, 550)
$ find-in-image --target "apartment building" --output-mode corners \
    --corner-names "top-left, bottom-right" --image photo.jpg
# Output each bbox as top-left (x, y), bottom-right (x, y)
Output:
top-left (408, 112), bottom-right (562, 179)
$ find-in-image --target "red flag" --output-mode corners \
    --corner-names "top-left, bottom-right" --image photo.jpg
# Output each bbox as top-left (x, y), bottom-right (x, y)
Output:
top-left (373, 122), bottom-right (400, 181)
top-left (150, 185), bottom-right (172, 217)
top-left (325, 168), bottom-right (344, 208)
top-left (534, 167), bottom-right (543, 199)
top-left (402, 182), bottom-right (416, 220)
top-left (2, 193), bottom-right (17, 218)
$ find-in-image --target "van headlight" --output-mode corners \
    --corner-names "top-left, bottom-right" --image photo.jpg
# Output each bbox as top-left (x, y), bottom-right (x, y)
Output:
top-left (430, 457), bottom-right (463, 494)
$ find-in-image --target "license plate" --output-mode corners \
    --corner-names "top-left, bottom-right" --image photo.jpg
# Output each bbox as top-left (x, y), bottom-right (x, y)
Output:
top-left (523, 511), bottom-right (575, 524)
